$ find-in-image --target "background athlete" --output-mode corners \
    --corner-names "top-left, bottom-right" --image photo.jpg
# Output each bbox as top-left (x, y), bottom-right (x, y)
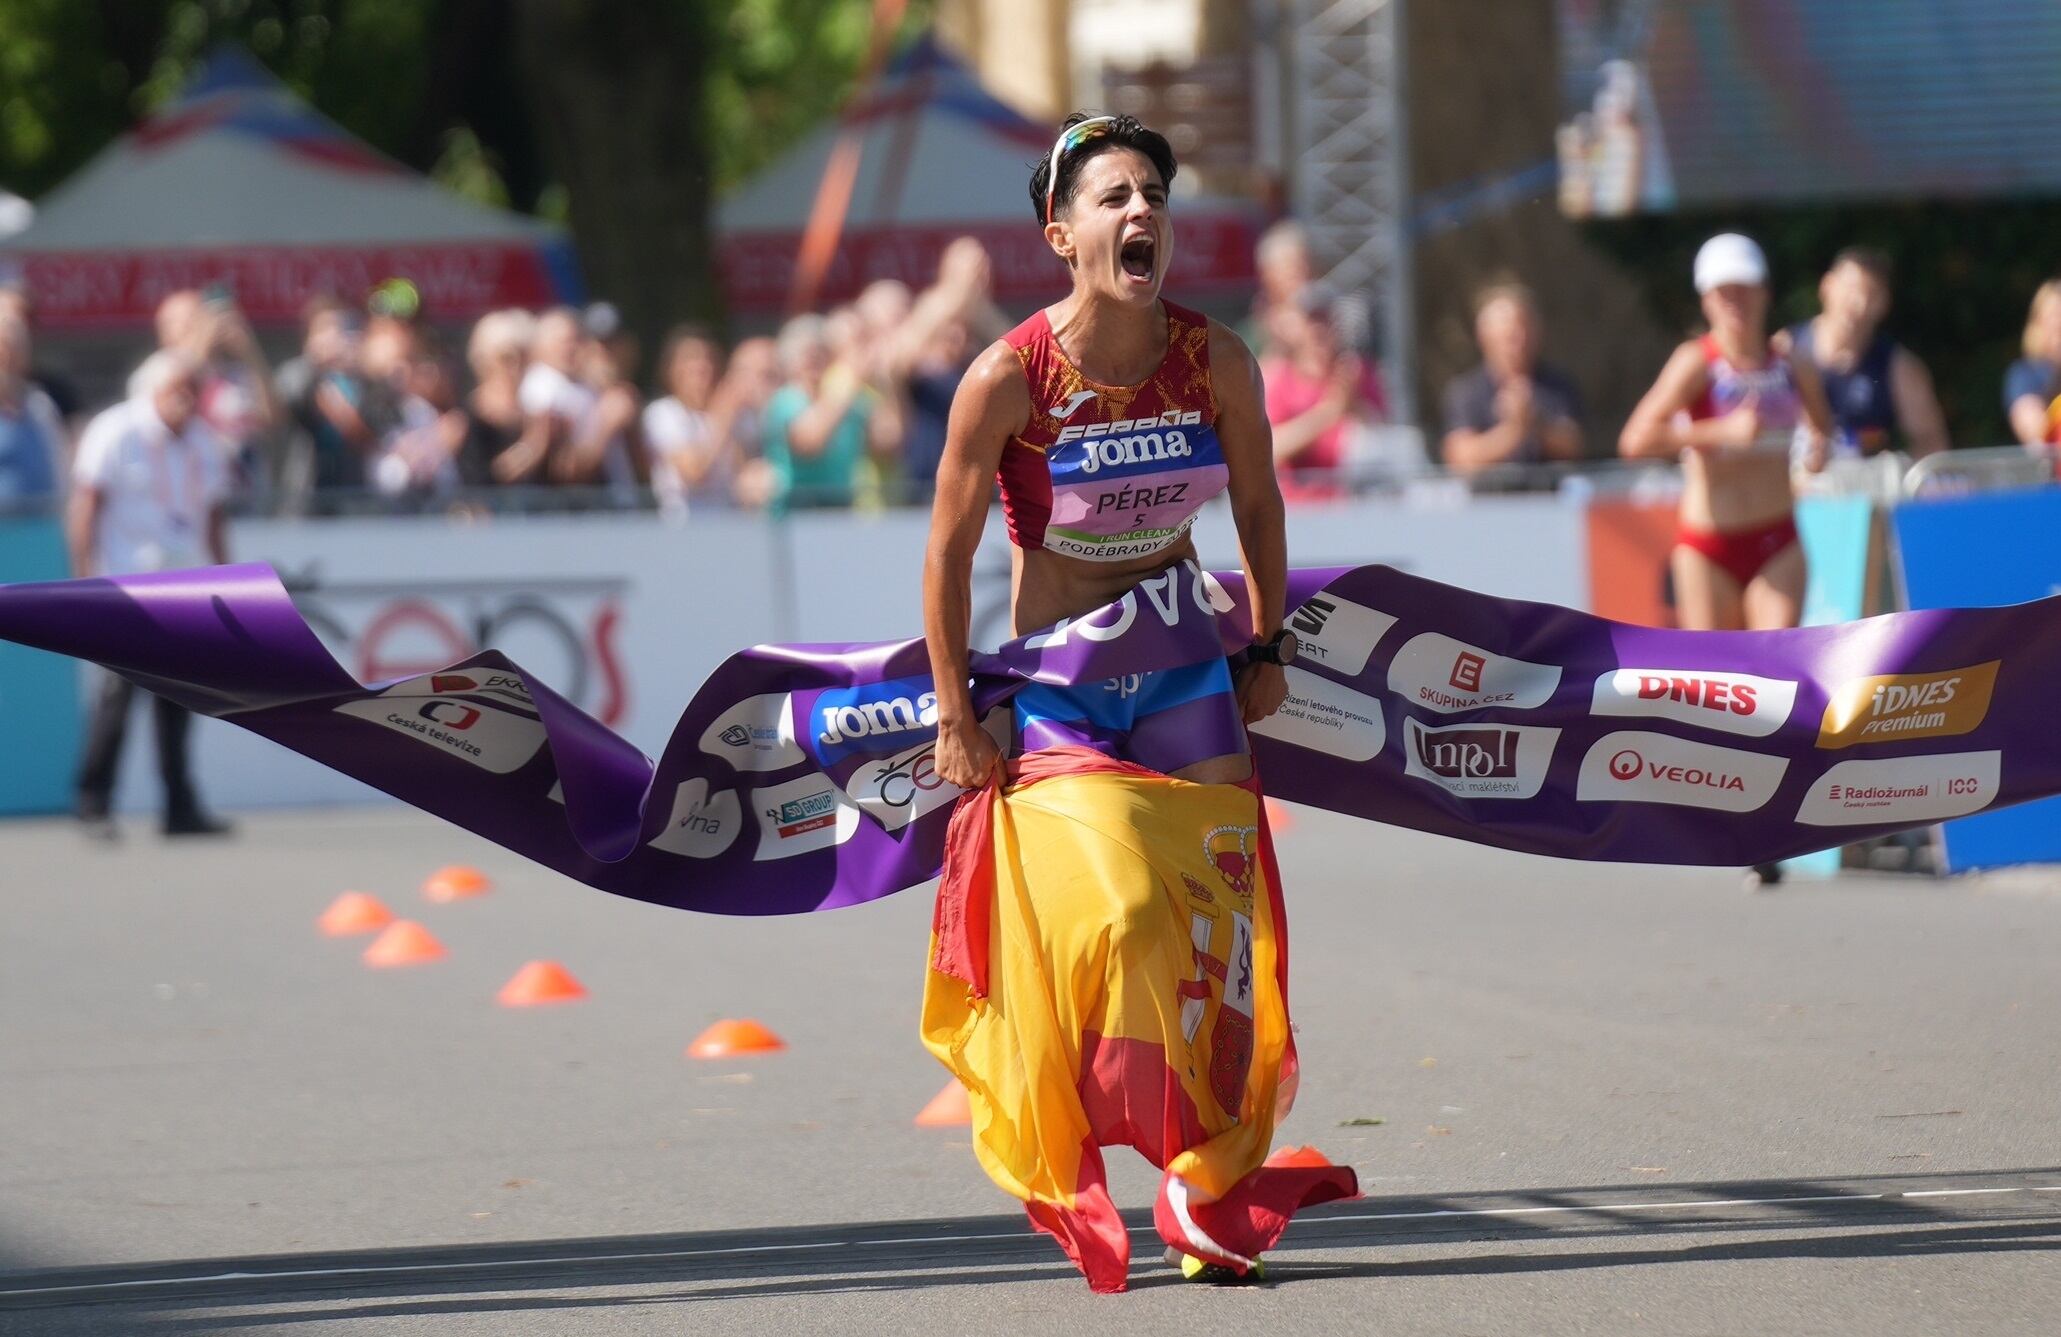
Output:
top-left (1619, 232), bottom-right (1832, 636)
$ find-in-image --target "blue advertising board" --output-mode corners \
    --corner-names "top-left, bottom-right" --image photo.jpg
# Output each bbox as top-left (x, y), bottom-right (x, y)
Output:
top-left (1894, 488), bottom-right (2061, 870)
top-left (1783, 495), bottom-right (1877, 877)
top-left (0, 517), bottom-right (80, 815)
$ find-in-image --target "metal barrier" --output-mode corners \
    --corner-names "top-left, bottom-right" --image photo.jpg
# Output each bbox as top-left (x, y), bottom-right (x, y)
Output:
top-left (1903, 443), bottom-right (2058, 498)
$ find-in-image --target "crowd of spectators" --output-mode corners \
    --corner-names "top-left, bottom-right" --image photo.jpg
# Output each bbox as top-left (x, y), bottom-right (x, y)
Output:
top-left (4, 227), bottom-right (2059, 521)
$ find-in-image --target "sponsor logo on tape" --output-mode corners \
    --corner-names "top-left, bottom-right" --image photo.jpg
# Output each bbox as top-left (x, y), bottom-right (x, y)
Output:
top-left (1575, 730), bottom-right (1788, 812)
top-left (699, 692), bottom-right (805, 772)
top-left (647, 777), bottom-right (743, 858)
top-left (375, 669), bottom-right (536, 709)
top-left (333, 694), bottom-right (546, 774)
top-left (1286, 593), bottom-right (1397, 678)
top-left (1387, 633), bottom-right (1561, 713)
top-left (1817, 662), bottom-right (1999, 750)
top-left (1796, 750), bottom-right (2001, 826)
top-left (1248, 666), bottom-right (1387, 762)
top-left (749, 773), bottom-right (861, 861)
top-left (809, 677), bottom-right (940, 766)
top-left (1590, 668), bottom-right (1796, 738)
top-left (1402, 718), bottom-right (1559, 799)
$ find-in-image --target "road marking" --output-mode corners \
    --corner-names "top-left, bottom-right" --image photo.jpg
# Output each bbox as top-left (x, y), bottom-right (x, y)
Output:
top-left (2, 1185), bottom-right (2046, 1301)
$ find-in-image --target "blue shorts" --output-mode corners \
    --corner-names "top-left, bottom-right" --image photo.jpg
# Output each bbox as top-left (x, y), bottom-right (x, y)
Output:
top-left (1013, 657), bottom-right (1247, 774)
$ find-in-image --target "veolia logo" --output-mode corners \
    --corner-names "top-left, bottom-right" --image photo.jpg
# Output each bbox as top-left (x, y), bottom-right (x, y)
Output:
top-left (1609, 749), bottom-right (1641, 781)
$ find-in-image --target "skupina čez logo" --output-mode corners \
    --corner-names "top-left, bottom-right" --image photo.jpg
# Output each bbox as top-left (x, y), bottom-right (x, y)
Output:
top-left (1816, 661), bottom-right (1999, 750)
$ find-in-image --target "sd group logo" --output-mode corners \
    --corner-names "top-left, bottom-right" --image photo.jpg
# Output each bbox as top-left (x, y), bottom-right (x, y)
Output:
top-left (1816, 662), bottom-right (1999, 750)
top-left (1575, 730), bottom-right (1789, 812)
top-left (748, 774), bottom-right (860, 861)
top-left (1386, 633), bottom-right (1561, 714)
top-left (1590, 668), bottom-right (1796, 738)
top-left (1795, 751), bottom-right (2001, 826)
top-left (1401, 718), bottom-right (1558, 799)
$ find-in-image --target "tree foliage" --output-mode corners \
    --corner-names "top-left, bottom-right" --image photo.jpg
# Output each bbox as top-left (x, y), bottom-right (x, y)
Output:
top-left (0, 0), bottom-right (928, 339)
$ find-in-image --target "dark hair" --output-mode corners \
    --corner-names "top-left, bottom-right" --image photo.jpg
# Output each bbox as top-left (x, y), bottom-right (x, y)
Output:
top-left (660, 322), bottom-right (721, 368)
top-left (1028, 111), bottom-right (1177, 226)
top-left (1831, 246), bottom-right (1893, 284)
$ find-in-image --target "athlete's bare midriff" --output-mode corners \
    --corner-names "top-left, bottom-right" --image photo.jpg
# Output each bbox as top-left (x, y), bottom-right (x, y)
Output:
top-left (1677, 450), bottom-right (1795, 532)
top-left (1009, 535), bottom-right (1202, 636)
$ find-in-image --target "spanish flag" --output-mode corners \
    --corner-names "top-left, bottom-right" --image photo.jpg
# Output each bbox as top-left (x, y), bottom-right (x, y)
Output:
top-left (923, 748), bottom-right (1358, 1292)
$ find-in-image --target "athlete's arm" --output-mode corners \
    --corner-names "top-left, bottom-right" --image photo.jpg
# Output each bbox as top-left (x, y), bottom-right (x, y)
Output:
top-left (1786, 341), bottom-right (1836, 457)
top-left (1619, 341), bottom-right (1751, 457)
top-left (1889, 347), bottom-right (1949, 459)
top-left (924, 341), bottom-right (1028, 789)
top-left (1211, 320), bottom-right (1289, 724)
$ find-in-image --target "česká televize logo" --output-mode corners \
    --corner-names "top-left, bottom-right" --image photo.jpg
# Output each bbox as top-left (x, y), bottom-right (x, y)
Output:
top-left (1590, 669), bottom-right (1797, 738)
top-left (1575, 730), bottom-right (1790, 812)
top-left (1816, 662), bottom-right (1999, 750)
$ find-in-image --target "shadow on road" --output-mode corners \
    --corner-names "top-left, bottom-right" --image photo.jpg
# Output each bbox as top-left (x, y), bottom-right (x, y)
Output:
top-left (2, 1166), bottom-right (2055, 1327)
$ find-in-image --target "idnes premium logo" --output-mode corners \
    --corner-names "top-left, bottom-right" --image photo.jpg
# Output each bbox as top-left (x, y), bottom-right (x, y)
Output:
top-left (1576, 730), bottom-right (1789, 812)
top-left (1816, 662), bottom-right (1999, 750)
top-left (1590, 668), bottom-right (1796, 737)
top-left (1402, 718), bottom-right (1559, 799)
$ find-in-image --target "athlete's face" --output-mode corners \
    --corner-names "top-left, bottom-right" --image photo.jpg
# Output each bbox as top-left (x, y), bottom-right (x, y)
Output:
top-left (1700, 281), bottom-right (1767, 339)
top-left (1821, 262), bottom-right (1888, 331)
top-left (1047, 147), bottom-right (1171, 308)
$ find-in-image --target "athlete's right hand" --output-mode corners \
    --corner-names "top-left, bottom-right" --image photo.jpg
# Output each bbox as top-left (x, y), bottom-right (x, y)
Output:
top-left (1711, 396), bottom-right (1765, 451)
top-left (934, 715), bottom-right (1001, 791)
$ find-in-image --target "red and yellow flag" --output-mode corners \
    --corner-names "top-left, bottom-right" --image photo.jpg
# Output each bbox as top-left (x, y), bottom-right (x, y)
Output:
top-left (923, 749), bottom-right (1357, 1291)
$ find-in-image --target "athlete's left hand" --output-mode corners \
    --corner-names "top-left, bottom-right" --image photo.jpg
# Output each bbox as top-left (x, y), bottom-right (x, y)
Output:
top-left (1235, 660), bottom-right (1289, 724)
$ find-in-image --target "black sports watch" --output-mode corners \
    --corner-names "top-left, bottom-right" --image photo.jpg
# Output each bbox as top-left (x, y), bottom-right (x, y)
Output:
top-left (1249, 628), bottom-right (1299, 666)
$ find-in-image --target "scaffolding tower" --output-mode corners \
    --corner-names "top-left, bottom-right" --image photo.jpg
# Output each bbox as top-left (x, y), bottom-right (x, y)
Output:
top-left (1290, 0), bottom-right (1412, 421)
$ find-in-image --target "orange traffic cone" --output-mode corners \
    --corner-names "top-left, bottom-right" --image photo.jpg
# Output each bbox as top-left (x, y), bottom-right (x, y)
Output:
top-left (497, 960), bottom-right (587, 1006)
top-left (1264, 797), bottom-right (1296, 834)
top-left (1264, 1144), bottom-right (1336, 1169)
top-left (423, 865), bottom-right (491, 902)
top-left (914, 1079), bottom-right (971, 1127)
top-left (685, 1018), bottom-right (786, 1058)
top-left (362, 920), bottom-right (447, 967)
top-left (318, 891), bottom-right (393, 937)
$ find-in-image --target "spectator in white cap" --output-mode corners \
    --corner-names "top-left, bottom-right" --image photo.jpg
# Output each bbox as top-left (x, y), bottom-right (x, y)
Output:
top-left (67, 348), bottom-right (234, 839)
top-left (1618, 232), bottom-right (1832, 884)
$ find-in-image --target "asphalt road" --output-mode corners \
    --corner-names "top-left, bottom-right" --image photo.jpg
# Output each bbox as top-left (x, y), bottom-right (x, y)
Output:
top-left (2, 802), bottom-right (2057, 1335)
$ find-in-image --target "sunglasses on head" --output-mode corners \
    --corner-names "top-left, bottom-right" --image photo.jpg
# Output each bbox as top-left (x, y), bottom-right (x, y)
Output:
top-left (1042, 116), bottom-right (1119, 226)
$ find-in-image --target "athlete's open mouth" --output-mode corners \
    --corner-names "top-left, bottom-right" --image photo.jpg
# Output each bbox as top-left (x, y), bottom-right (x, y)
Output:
top-left (1120, 234), bottom-right (1156, 283)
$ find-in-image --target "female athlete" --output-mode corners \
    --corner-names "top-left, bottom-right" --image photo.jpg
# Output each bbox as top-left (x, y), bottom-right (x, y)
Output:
top-left (1620, 233), bottom-right (1831, 633)
top-left (919, 113), bottom-right (1353, 1290)
top-left (1619, 233), bottom-right (1831, 886)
